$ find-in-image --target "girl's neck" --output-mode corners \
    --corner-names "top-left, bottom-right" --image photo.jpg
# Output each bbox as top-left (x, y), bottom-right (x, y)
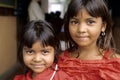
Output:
top-left (78, 45), bottom-right (98, 53)
top-left (71, 46), bottom-right (104, 60)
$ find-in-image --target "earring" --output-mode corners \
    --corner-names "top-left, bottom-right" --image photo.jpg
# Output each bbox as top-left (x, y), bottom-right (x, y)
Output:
top-left (101, 31), bottom-right (105, 36)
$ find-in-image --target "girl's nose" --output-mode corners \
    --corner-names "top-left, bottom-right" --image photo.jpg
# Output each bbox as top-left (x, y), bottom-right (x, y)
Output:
top-left (77, 23), bottom-right (86, 33)
top-left (33, 53), bottom-right (42, 62)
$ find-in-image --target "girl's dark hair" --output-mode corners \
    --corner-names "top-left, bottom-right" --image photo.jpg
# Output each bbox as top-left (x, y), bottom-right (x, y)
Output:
top-left (64, 0), bottom-right (115, 51)
top-left (1, 20), bottom-right (60, 80)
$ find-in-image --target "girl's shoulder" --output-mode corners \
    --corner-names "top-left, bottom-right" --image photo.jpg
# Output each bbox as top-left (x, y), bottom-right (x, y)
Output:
top-left (54, 70), bottom-right (72, 80)
top-left (107, 49), bottom-right (120, 59)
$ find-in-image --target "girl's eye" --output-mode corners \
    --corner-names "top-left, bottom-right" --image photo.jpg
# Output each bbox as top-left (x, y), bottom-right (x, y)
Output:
top-left (25, 50), bottom-right (34, 55)
top-left (41, 50), bottom-right (49, 55)
top-left (70, 19), bottom-right (79, 25)
top-left (87, 20), bottom-right (95, 25)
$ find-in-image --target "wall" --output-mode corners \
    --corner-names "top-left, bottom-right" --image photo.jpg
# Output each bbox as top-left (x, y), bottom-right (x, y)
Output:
top-left (0, 16), bottom-right (17, 74)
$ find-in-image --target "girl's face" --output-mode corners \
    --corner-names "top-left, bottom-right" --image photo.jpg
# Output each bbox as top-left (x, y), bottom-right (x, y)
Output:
top-left (23, 41), bottom-right (54, 76)
top-left (69, 9), bottom-right (106, 48)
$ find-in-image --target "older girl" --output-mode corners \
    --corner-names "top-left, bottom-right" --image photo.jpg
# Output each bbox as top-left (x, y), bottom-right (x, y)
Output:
top-left (58, 0), bottom-right (120, 79)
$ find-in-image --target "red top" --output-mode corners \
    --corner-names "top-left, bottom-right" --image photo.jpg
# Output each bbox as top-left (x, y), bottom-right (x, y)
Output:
top-left (14, 64), bottom-right (72, 80)
top-left (58, 50), bottom-right (120, 80)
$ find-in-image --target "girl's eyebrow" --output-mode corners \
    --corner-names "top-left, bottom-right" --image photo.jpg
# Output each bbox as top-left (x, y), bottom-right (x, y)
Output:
top-left (38, 46), bottom-right (52, 50)
top-left (86, 17), bottom-right (95, 20)
top-left (24, 48), bottom-right (32, 51)
top-left (23, 47), bottom-right (32, 50)
top-left (40, 49), bottom-right (51, 52)
top-left (42, 47), bottom-right (52, 50)
top-left (71, 17), bottom-right (95, 20)
top-left (70, 17), bottom-right (79, 20)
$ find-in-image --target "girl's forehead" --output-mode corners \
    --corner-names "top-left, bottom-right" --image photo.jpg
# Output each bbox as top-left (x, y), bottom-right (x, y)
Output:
top-left (24, 41), bottom-right (51, 49)
top-left (71, 9), bottom-right (102, 22)
top-left (73, 9), bottom-right (91, 18)
top-left (32, 40), bottom-right (49, 48)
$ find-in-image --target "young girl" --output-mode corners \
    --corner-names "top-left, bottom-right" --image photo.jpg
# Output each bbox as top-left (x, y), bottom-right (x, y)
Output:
top-left (58, 0), bottom-right (120, 79)
top-left (1, 20), bottom-right (71, 80)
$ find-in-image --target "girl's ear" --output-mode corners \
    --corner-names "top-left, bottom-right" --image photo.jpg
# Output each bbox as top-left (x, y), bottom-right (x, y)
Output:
top-left (101, 22), bottom-right (107, 32)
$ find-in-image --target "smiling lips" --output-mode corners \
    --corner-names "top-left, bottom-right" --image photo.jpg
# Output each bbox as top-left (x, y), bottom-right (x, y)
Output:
top-left (76, 36), bottom-right (88, 41)
top-left (32, 64), bottom-right (45, 68)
